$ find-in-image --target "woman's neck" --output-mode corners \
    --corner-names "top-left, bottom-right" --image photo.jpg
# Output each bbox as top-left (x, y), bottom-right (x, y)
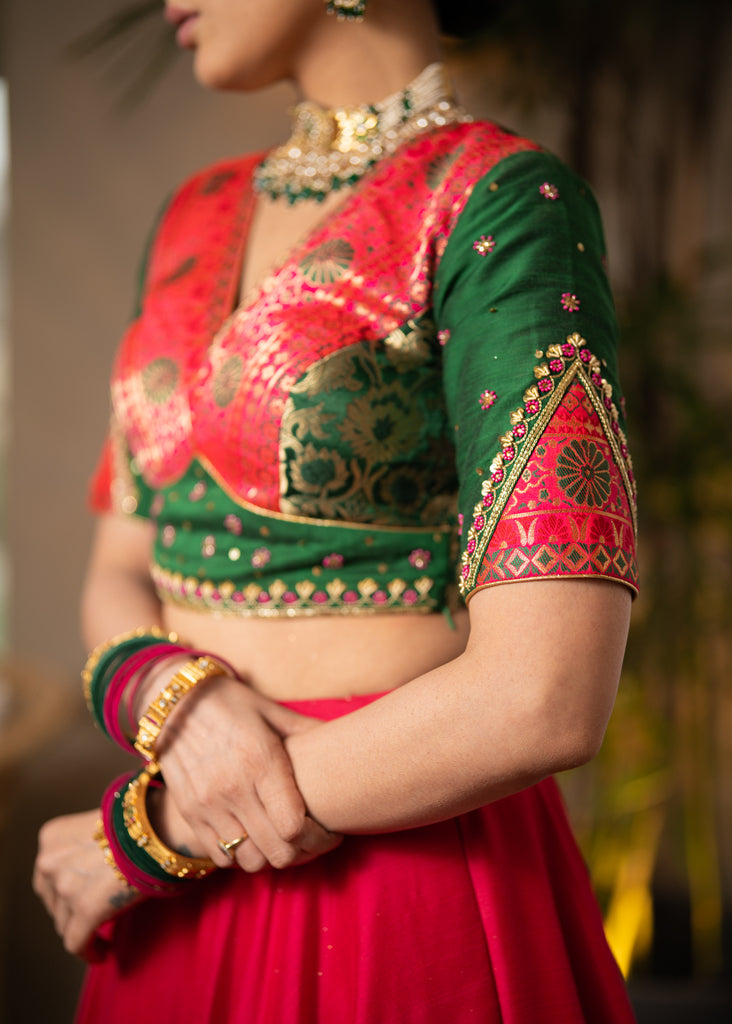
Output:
top-left (291, 0), bottom-right (442, 108)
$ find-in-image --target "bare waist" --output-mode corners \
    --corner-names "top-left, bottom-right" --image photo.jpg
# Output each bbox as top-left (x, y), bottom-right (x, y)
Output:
top-left (162, 605), bottom-right (470, 700)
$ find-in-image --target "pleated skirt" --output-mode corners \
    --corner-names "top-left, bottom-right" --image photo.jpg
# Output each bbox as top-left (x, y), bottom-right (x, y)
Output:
top-left (76, 693), bottom-right (637, 1024)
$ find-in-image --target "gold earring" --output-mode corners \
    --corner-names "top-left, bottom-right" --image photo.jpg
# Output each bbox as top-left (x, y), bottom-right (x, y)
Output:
top-left (324, 0), bottom-right (367, 20)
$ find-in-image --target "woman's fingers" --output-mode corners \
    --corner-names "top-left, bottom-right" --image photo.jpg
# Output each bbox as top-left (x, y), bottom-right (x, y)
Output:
top-left (154, 678), bottom-right (343, 872)
top-left (34, 809), bottom-right (142, 961)
top-left (261, 701), bottom-right (323, 737)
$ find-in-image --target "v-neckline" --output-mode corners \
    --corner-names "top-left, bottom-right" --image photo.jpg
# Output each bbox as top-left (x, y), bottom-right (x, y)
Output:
top-left (223, 149), bottom-right (382, 325)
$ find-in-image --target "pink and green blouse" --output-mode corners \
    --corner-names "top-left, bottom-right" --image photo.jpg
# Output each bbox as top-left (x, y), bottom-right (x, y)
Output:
top-left (90, 121), bottom-right (638, 616)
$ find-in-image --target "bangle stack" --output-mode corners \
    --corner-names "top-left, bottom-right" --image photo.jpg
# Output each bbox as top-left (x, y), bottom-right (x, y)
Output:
top-left (83, 627), bottom-right (185, 747)
top-left (122, 765), bottom-right (216, 879)
top-left (84, 627), bottom-right (240, 895)
top-left (100, 770), bottom-right (216, 897)
top-left (92, 817), bottom-right (133, 888)
top-left (134, 655), bottom-right (228, 765)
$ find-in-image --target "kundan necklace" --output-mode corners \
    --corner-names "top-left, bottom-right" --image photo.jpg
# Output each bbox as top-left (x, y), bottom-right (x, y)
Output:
top-left (253, 63), bottom-right (468, 205)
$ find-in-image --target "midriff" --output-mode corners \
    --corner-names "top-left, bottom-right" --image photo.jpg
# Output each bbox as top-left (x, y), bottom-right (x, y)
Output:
top-left (162, 605), bottom-right (471, 700)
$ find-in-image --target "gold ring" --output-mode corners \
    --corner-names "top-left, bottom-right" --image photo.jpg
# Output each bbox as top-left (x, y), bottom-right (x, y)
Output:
top-left (217, 834), bottom-right (247, 860)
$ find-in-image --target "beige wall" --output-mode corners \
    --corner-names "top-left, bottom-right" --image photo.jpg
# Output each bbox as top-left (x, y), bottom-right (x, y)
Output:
top-left (1, 5), bottom-right (297, 1017)
top-left (5, 0), bottom-right (292, 677)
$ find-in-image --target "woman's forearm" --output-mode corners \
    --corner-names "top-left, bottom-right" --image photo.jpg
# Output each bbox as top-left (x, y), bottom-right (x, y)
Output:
top-left (286, 580), bottom-right (631, 835)
top-left (81, 563), bottom-right (164, 650)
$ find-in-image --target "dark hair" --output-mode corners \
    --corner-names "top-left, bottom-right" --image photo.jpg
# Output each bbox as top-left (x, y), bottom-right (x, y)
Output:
top-left (433, 0), bottom-right (505, 38)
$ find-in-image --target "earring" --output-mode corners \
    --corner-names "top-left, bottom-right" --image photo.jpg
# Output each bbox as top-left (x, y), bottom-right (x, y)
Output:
top-left (324, 0), bottom-right (367, 20)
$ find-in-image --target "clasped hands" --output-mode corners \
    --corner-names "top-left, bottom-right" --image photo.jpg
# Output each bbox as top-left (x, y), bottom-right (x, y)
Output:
top-left (34, 675), bottom-right (342, 959)
top-left (150, 673), bottom-right (343, 872)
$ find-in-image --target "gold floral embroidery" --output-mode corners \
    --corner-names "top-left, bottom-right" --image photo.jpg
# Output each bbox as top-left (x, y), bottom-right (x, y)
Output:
top-left (151, 563), bottom-right (438, 616)
top-left (287, 443), bottom-right (350, 496)
top-left (383, 316), bottom-right (434, 371)
top-left (339, 387), bottom-right (415, 462)
top-left (279, 326), bottom-right (457, 525)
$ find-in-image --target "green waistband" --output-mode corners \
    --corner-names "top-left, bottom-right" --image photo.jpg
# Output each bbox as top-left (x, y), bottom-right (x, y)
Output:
top-left (146, 462), bottom-right (459, 617)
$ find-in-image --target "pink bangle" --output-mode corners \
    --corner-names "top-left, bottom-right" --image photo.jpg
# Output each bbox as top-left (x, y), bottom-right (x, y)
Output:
top-left (104, 644), bottom-right (187, 753)
top-left (100, 773), bottom-right (182, 898)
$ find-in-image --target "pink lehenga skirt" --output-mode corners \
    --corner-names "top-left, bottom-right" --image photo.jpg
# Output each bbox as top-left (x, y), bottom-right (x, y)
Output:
top-left (76, 693), bottom-right (637, 1024)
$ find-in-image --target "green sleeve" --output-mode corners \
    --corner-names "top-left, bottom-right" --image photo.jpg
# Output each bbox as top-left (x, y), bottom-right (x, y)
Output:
top-left (434, 149), bottom-right (637, 599)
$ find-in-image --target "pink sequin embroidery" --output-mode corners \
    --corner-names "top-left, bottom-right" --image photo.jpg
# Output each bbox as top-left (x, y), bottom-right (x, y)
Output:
top-left (561, 293), bottom-right (581, 312)
top-left (472, 235), bottom-right (495, 256)
top-left (540, 182), bottom-right (560, 200)
top-left (251, 547), bottom-right (271, 568)
top-left (322, 553), bottom-right (345, 569)
top-left (408, 548), bottom-right (431, 570)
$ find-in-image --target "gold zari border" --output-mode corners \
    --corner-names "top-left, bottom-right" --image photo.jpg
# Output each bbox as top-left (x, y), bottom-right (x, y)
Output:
top-left (151, 563), bottom-right (439, 618)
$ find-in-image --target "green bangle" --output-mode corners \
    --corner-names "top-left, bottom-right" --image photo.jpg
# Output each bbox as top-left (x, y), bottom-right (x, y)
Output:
top-left (111, 773), bottom-right (186, 886)
top-left (122, 766), bottom-right (216, 879)
top-left (82, 627), bottom-right (177, 733)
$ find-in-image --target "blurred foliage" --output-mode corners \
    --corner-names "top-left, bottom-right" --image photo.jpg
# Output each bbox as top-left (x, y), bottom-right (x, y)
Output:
top-left (475, 0), bottom-right (732, 980)
top-left (68, 1), bottom-right (174, 110)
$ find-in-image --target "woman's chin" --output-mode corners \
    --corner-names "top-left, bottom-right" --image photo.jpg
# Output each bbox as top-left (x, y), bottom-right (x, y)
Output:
top-left (192, 54), bottom-right (281, 94)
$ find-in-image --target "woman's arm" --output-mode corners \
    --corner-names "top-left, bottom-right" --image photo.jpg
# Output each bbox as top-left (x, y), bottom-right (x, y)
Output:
top-left (284, 578), bottom-right (631, 833)
top-left (154, 575), bottom-right (630, 859)
top-left (78, 514), bottom-right (341, 871)
top-left (80, 513), bottom-right (163, 647)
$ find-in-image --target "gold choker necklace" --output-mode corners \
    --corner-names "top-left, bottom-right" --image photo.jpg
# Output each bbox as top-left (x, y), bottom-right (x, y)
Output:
top-left (254, 63), bottom-right (468, 205)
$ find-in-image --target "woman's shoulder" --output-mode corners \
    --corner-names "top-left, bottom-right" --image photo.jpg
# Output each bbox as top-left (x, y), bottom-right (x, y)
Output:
top-left (421, 119), bottom-right (586, 194)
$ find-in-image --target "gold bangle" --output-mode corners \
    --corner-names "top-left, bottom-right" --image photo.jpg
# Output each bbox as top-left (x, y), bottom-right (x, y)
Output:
top-left (92, 818), bottom-right (135, 888)
top-left (134, 656), bottom-right (228, 763)
top-left (81, 626), bottom-right (178, 709)
top-left (121, 767), bottom-right (216, 879)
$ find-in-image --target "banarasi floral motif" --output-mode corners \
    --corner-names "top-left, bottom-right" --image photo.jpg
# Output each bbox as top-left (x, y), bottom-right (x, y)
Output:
top-left (212, 354), bottom-right (244, 409)
top-left (383, 318), bottom-right (433, 370)
top-left (472, 235), bottom-right (496, 256)
top-left (561, 292), bottom-right (581, 312)
top-left (539, 182), bottom-right (560, 200)
top-left (279, 328), bottom-right (456, 525)
top-left (458, 332), bottom-right (637, 595)
top-left (141, 358), bottom-right (179, 405)
top-left (556, 439), bottom-right (612, 507)
top-left (479, 389), bottom-right (497, 410)
top-left (299, 238), bottom-right (355, 284)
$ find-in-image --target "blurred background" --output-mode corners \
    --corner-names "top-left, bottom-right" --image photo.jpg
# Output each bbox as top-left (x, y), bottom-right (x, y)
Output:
top-left (0, 0), bottom-right (730, 1020)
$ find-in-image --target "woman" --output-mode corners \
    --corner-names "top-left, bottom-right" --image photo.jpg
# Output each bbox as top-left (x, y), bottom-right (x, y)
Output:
top-left (34, 0), bottom-right (639, 1020)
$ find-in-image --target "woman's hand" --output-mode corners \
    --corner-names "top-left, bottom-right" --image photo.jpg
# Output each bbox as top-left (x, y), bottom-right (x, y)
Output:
top-left (154, 675), bottom-right (343, 872)
top-left (33, 809), bottom-right (142, 961)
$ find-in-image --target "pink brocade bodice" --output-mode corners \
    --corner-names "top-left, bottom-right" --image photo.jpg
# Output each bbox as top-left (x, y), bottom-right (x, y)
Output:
top-left (92, 121), bottom-right (638, 616)
top-left (111, 124), bottom-right (536, 518)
